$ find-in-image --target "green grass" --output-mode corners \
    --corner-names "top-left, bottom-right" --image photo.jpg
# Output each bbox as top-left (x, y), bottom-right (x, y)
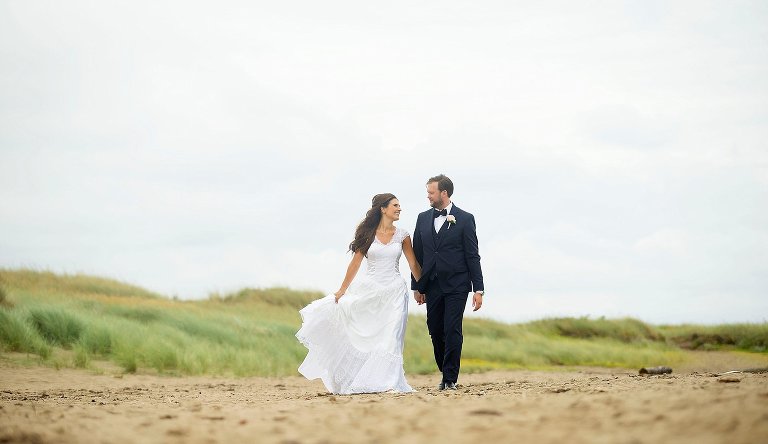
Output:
top-left (527, 316), bottom-right (665, 342)
top-left (659, 323), bottom-right (768, 352)
top-left (0, 268), bottom-right (765, 377)
top-left (28, 307), bottom-right (85, 347)
top-left (0, 308), bottom-right (52, 358)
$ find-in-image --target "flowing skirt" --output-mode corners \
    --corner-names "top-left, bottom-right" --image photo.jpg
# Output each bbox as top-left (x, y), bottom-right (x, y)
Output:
top-left (295, 276), bottom-right (414, 394)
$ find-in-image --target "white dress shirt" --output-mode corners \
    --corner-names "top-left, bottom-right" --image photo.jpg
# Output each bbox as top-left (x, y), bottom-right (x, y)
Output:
top-left (433, 202), bottom-right (453, 232)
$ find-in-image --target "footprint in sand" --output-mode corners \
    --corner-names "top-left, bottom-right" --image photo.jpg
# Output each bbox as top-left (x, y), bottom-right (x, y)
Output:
top-left (166, 428), bottom-right (187, 436)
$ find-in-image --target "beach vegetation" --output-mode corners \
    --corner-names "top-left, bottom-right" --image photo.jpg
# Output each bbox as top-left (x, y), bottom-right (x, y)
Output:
top-left (0, 268), bottom-right (765, 376)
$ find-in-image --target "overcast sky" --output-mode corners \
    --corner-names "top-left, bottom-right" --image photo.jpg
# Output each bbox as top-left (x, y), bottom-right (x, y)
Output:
top-left (1, 1), bottom-right (766, 325)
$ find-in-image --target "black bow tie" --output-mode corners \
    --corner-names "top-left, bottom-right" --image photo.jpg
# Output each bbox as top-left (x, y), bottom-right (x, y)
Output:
top-left (433, 209), bottom-right (448, 218)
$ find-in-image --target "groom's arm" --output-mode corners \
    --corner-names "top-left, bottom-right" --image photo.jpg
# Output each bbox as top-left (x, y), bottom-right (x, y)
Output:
top-left (411, 213), bottom-right (424, 290)
top-left (462, 213), bottom-right (484, 293)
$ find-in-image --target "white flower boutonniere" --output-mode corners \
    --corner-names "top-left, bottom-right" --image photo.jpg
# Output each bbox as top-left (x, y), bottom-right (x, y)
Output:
top-left (446, 215), bottom-right (456, 229)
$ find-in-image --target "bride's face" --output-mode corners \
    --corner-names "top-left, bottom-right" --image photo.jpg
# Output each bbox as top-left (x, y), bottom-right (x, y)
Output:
top-left (382, 199), bottom-right (401, 221)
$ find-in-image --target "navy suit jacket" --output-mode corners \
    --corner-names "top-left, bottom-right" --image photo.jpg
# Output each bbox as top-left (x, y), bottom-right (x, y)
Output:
top-left (410, 205), bottom-right (484, 295)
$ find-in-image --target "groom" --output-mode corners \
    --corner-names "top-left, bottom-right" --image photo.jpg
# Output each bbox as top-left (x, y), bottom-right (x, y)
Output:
top-left (411, 174), bottom-right (484, 390)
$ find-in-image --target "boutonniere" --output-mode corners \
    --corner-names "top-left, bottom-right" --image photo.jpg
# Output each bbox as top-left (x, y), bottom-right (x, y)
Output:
top-left (446, 215), bottom-right (456, 229)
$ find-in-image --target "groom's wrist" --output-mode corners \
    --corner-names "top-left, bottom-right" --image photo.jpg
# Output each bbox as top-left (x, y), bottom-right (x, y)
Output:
top-left (475, 290), bottom-right (484, 295)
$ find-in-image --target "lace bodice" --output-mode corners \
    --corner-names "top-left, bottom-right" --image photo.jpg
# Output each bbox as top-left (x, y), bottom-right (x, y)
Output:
top-left (365, 227), bottom-right (410, 285)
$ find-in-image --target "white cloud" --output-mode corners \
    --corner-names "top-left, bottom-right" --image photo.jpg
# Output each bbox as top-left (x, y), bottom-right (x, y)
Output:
top-left (633, 228), bottom-right (688, 255)
top-left (1, 0), bottom-right (766, 324)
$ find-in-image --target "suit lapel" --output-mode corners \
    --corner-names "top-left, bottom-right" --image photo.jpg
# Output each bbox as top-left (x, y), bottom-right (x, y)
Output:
top-left (436, 219), bottom-right (448, 235)
top-left (435, 205), bottom-right (460, 248)
top-left (422, 211), bottom-right (436, 249)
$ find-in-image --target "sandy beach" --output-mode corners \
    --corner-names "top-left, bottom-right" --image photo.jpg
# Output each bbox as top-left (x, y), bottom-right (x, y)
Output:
top-left (2, 353), bottom-right (767, 444)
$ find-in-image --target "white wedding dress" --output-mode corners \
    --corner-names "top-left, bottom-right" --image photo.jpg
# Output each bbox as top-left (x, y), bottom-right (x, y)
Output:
top-left (296, 227), bottom-right (415, 394)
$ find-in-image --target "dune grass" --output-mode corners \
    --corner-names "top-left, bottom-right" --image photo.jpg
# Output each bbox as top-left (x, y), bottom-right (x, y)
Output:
top-left (658, 323), bottom-right (768, 352)
top-left (0, 268), bottom-right (765, 377)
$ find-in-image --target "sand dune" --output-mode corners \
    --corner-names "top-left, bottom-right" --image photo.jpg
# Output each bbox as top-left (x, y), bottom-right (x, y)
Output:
top-left (1, 354), bottom-right (767, 444)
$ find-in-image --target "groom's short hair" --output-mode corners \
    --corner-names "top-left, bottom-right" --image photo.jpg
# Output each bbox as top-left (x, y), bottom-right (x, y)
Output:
top-left (427, 174), bottom-right (454, 197)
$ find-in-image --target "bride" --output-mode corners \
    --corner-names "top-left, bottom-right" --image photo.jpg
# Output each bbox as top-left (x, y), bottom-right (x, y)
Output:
top-left (295, 193), bottom-right (422, 394)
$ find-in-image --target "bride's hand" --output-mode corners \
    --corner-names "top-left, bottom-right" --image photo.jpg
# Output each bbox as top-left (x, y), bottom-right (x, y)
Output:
top-left (334, 290), bottom-right (345, 303)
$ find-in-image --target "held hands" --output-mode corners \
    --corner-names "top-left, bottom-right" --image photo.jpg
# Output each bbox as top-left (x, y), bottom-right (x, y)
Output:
top-left (472, 292), bottom-right (483, 312)
top-left (334, 289), bottom-right (345, 303)
top-left (413, 291), bottom-right (425, 305)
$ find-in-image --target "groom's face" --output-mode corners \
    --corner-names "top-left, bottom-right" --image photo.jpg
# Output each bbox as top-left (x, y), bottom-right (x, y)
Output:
top-left (426, 182), bottom-right (447, 209)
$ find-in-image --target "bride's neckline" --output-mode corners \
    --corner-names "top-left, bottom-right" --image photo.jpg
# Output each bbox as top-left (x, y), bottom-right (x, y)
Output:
top-left (374, 227), bottom-right (397, 245)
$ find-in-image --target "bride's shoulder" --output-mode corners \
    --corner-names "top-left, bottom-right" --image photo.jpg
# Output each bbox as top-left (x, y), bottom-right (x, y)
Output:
top-left (396, 227), bottom-right (411, 241)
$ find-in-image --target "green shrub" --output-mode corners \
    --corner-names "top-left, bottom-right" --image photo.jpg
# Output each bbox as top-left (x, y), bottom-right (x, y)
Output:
top-left (144, 340), bottom-right (179, 372)
top-left (1, 269), bottom-right (765, 377)
top-left (106, 306), bottom-right (164, 323)
top-left (0, 308), bottom-right (52, 358)
top-left (530, 316), bottom-right (665, 342)
top-left (165, 314), bottom-right (240, 344)
top-left (117, 351), bottom-right (138, 373)
top-left (661, 323), bottom-right (768, 351)
top-left (78, 326), bottom-right (113, 355)
top-left (215, 287), bottom-right (322, 308)
top-left (28, 307), bottom-right (84, 347)
top-left (0, 269), bottom-right (162, 299)
top-left (74, 346), bottom-right (90, 368)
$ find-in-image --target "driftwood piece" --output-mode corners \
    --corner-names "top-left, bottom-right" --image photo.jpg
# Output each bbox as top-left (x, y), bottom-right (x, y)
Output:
top-left (717, 377), bottom-right (741, 383)
top-left (740, 367), bottom-right (768, 374)
top-left (713, 367), bottom-right (768, 377)
top-left (639, 366), bottom-right (673, 375)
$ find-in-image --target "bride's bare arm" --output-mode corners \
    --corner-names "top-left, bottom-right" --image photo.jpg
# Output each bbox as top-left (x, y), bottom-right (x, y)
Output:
top-left (402, 237), bottom-right (422, 282)
top-left (334, 250), bottom-right (365, 302)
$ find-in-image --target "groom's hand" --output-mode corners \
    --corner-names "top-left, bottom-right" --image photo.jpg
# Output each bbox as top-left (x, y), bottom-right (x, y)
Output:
top-left (413, 291), bottom-right (426, 305)
top-left (472, 292), bottom-right (483, 311)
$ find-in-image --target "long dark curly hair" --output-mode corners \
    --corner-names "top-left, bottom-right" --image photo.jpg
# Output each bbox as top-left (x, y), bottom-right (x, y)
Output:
top-left (348, 193), bottom-right (398, 255)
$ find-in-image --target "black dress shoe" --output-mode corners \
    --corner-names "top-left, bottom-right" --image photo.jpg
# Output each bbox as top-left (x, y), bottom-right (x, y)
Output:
top-left (444, 382), bottom-right (458, 390)
top-left (438, 381), bottom-right (446, 390)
